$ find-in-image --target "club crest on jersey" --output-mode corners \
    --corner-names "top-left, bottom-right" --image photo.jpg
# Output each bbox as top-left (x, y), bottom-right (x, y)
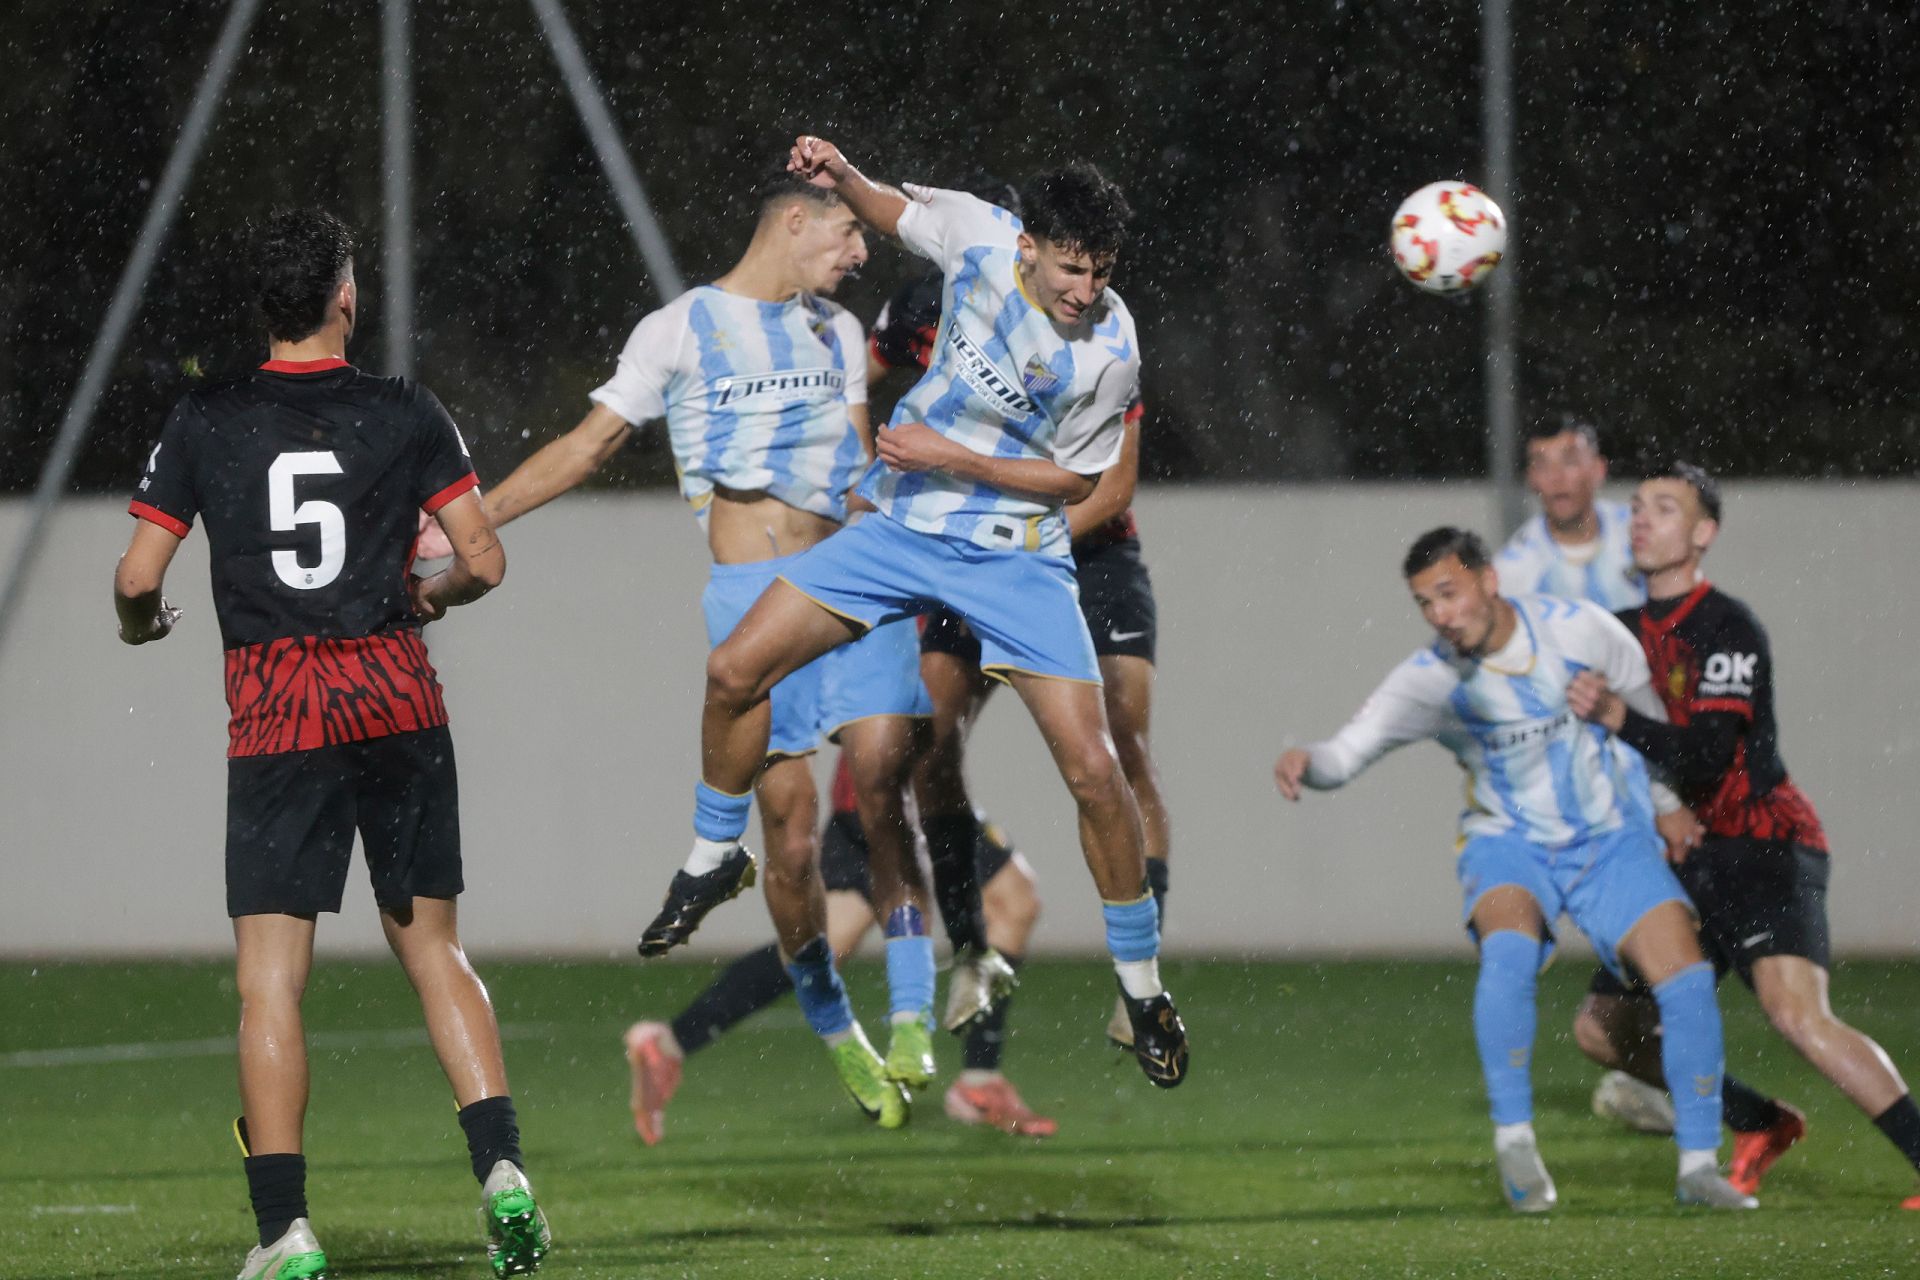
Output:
top-left (1667, 665), bottom-right (1688, 701)
top-left (1021, 355), bottom-right (1062, 397)
top-left (710, 367), bottom-right (845, 408)
top-left (946, 319), bottom-right (1037, 418)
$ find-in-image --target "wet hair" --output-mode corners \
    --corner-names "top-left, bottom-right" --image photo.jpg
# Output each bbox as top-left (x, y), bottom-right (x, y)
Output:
top-left (756, 169), bottom-right (844, 221)
top-left (1403, 526), bottom-right (1492, 579)
top-left (1654, 460), bottom-right (1723, 524)
top-left (1525, 411), bottom-right (1602, 454)
top-left (1015, 163), bottom-right (1131, 261)
top-left (251, 209), bottom-right (354, 343)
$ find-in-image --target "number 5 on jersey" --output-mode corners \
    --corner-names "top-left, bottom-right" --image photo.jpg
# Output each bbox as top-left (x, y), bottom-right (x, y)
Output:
top-left (269, 451), bottom-right (345, 590)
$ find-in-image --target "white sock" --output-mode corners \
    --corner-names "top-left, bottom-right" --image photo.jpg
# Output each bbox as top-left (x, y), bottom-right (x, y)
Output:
top-left (1115, 957), bottom-right (1163, 1000)
top-left (822, 1027), bottom-right (855, 1049)
top-left (957, 1069), bottom-right (1002, 1087)
top-left (1677, 1148), bottom-right (1719, 1179)
top-left (683, 836), bottom-right (736, 877)
top-left (1494, 1121), bottom-right (1537, 1150)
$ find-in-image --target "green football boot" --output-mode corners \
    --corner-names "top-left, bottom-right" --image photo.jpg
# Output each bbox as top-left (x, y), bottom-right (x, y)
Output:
top-left (829, 1024), bottom-right (910, 1129)
top-left (884, 1012), bottom-right (937, 1091)
top-left (236, 1219), bottom-right (328, 1280)
top-left (479, 1159), bottom-right (552, 1276)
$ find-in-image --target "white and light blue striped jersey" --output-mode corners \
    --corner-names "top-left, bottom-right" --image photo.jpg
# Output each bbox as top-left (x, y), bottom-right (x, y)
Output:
top-left (1496, 499), bottom-right (1644, 611)
top-left (589, 286), bottom-right (869, 523)
top-left (1303, 595), bottom-right (1674, 849)
top-left (864, 185), bottom-right (1139, 558)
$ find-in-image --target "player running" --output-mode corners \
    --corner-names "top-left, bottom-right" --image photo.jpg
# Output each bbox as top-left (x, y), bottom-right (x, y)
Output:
top-left (625, 752), bottom-right (1057, 1142)
top-left (663, 134), bottom-right (1188, 1088)
top-left (1496, 414), bottom-right (1644, 610)
top-left (418, 170), bottom-right (936, 1124)
top-left (1564, 464), bottom-right (1920, 1208)
top-left (870, 257), bottom-right (1169, 1048)
top-left (1274, 527), bottom-right (1754, 1211)
top-left (116, 210), bottom-right (549, 1278)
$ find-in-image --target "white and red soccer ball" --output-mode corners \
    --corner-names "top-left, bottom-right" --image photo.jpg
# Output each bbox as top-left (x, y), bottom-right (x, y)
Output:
top-left (1389, 181), bottom-right (1507, 295)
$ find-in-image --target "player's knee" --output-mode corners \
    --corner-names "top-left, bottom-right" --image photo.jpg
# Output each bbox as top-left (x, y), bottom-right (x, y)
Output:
top-left (704, 643), bottom-right (763, 710)
top-left (1762, 997), bottom-right (1825, 1052)
top-left (764, 831), bottom-right (820, 888)
top-left (1571, 1004), bottom-right (1620, 1066)
top-left (1057, 743), bottom-right (1125, 809)
top-left (236, 964), bottom-right (307, 1010)
top-left (983, 866), bottom-right (1041, 934)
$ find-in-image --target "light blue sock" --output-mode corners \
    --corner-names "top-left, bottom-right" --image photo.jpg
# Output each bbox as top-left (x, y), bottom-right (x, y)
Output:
top-left (1474, 930), bottom-right (1541, 1126)
top-left (883, 905), bottom-right (935, 1019)
top-left (1652, 961), bottom-right (1725, 1151)
top-left (784, 936), bottom-right (854, 1040)
top-left (1102, 895), bottom-right (1160, 962)
top-left (692, 780), bottom-right (750, 843)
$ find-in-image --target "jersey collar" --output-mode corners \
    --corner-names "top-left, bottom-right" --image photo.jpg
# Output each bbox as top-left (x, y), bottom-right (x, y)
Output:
top-left (259, 357), bottom-right (350, 373)
top-left (1641, 579), bottom-right (1713, 636)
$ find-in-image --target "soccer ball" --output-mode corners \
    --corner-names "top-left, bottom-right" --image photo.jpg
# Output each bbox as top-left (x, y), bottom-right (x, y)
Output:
top-left (1389, 182), bottom-right (1507, 295)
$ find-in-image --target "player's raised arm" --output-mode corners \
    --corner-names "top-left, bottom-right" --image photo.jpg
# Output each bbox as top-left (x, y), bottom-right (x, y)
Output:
top-left (788, 135), bottom-right (908, 236)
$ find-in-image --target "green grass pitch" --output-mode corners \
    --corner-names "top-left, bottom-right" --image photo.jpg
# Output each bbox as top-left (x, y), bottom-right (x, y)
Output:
top-left (5, 957), bottom-right (1917, 1278)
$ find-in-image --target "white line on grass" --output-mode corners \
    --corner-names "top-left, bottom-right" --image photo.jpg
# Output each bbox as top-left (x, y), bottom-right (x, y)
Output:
top-left (30, 1205), bottom-right (139, 1215)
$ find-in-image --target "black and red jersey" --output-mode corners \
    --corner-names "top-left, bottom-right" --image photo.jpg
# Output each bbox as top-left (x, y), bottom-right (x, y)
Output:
top-left (869, 271), bottom-right (1142, 549)
top-left (1619, 582), bottom-right (1825, 850)
top-left (129, 357), bottom-right (478, 758)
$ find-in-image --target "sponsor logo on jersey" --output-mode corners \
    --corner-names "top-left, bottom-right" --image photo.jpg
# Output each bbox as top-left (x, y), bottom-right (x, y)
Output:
top-left (946, 318), bottom-right (1037, 418)
top-left (710, 367), bottom-right (845, 408)
top-left (1479, 710), bottom-right (1574, 754)
top-left (1699, 652), bottom-right (1757, 697)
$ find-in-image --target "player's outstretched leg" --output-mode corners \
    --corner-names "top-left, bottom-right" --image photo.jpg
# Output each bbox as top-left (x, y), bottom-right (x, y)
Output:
top-left (785, 934), bottom-right (909, 1127)
top-left (1098, 654), bottom-right (1170, 1049)
top-left (648, 584), bottom-right (857, 956)
top-left (1471, 922), bottom-right (1556, 1213)
top-left (1007, 672), bottom-right (1187, 1087)
top-left (946, 851), bottom-right (1056, 1137)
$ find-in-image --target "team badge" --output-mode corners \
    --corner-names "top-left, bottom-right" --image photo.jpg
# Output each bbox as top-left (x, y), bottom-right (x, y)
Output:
top-left (1667, 665), bottom-right (1688, 701)
top-left (1021, 355), bottom-right (1061, 396)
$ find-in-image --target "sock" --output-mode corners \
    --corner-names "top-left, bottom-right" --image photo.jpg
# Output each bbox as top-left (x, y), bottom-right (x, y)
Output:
top-left (1103, 895), bottom-right (1162, 998)
top-left (1493, 1120), bottom-right (1536, 1150)
top-left (1146, 857), bottom-right (1169, 927)
top-left (883, 905), bottom-right (936, 1019)
top-left (670, 944), bottom-right (792, 1056)
top-left (691, 781), bottom-right (751, 845)
top-left (1873, 1094), bottom-right (1920, 1175)
top-left (923, 812), bottom-right (988, 953)
top-left (1721, 1074), bottom-right (1783, 1133)
top-left (1474, 930), bottom-right (1541, 1126)
top-left (683, 836), bottom-right (735, 877)
top-left (784, 936), bottom-right (854, 1040)
top-left (963, 953), bottom-right (1023, 1071)
top-left (1678, 1148), bottom-right (1719, 1179)
top-left (244, 1152), bottom-right (308, 1248)
top-left (456, 1095), bottom-right (524, 1186)
top-left (1651, 962), bottom-right (1726, 1153)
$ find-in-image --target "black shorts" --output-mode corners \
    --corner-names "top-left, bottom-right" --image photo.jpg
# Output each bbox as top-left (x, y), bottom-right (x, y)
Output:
top-left (226, 725), bottom-right (463, 917)
top-left (919, 537), bottom-right (1158, 665)
top-left (815, 811), bottom-right (1020, 904)
top-left (1587, 836), bottom-right (1831, 998)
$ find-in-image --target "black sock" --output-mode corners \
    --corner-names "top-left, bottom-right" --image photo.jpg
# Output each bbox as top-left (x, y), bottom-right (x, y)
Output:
top-left (961, 954), bottom-right (1023, 1072)
top-left (1145, 858), bottom-right (1169, 928)
top-left (923, 812), bottom-right (988, 953)
top-left (671, 944), bottom-right (793, 1056)
top-left (457, 1095), bottom-right (524, 1186)
top-left (1873, 1094), bottom-right (1920, 1175)
top-left (244, 1152), bottom-right (308, 1248)
top-left (1721, 1075), bottom-right (1783, 1133)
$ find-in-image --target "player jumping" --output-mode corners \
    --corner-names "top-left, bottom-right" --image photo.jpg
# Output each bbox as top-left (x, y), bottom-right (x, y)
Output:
top-left (116, 210), bottom-right (549, 1278)
top-left (418, 170), bottom-right (935, 1124)
top-left (1274, 527), bottom-right (1753, 1211)
top-left (869, 239), bottom-right (1171, 1050)
top-left (658, 134), bottom-right (1187, 1088)
top-left (1564, 464), bottom-right (1920, 1208)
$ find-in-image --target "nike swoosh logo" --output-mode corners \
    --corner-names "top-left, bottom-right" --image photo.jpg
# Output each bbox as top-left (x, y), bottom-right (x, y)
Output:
top-left (1109, 629), bottom-right (1147, 642)
top-left (1740, 931), bottom-right (1773, 949)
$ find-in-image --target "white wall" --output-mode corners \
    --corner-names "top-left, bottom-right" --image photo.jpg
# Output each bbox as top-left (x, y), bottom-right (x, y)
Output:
top-left (3, 482), bottom-right (1915, 958)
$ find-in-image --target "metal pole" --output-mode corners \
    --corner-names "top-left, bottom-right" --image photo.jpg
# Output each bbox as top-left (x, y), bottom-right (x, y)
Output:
top-left (382, 0), bottom-right (415, 377)
top-left (527, 0), bottom-right (686, 302)
top-left (0, 0), bottom-right (266, 661)
top-left (1481, 0), bottom-right (1523, 537)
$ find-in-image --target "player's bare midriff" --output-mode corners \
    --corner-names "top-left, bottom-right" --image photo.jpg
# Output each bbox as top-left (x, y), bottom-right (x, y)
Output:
top-left (707, 486), bottom-right (843, 564)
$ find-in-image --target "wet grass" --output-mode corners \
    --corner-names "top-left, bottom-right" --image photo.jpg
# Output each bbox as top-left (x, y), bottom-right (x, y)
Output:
top-left (4, 957), bottom-right (1917, 1278)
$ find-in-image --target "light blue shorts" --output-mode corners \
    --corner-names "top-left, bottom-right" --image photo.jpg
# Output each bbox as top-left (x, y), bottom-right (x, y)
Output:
top-left (1457, 821), bottom-right (1691, 977)
top-left (776, 513), bottom-right (1101, 684)
top-left (703, 554), bottom-right (931, 758)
